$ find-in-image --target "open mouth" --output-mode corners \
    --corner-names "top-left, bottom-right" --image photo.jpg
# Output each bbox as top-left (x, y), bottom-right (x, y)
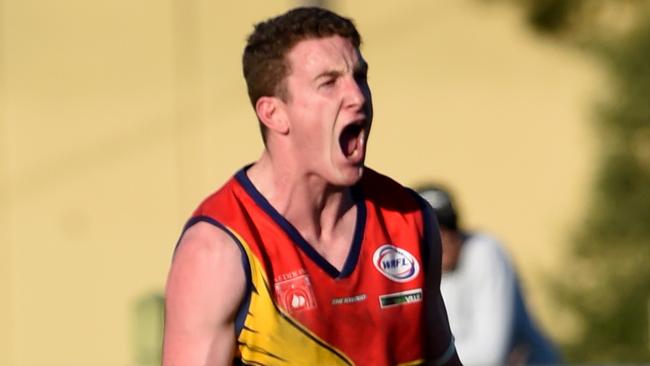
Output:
top-left (339, 122), bottom-right (365, 159)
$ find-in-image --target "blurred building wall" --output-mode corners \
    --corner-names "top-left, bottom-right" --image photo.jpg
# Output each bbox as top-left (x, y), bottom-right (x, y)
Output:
top-left (3, 1), bottom-right (179, 364)
top-left (1, 0), bottom-right (601, 364)
top-left (1, 0), bottom-right (11, 361)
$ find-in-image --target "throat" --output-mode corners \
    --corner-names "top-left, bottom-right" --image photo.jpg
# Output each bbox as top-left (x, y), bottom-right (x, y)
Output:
top-left (305, 228), bottom-right (355, 272)
top-left (293, 199), bottom-right (358, 272)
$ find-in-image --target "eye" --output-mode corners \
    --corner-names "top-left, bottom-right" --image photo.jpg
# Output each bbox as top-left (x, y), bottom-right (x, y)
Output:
top-left (321, 78), bottom-right (336, 88)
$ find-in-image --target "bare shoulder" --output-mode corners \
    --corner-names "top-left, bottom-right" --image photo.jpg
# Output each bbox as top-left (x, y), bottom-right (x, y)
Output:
top-left (163, 221), bottom-right (246, 365)
top-left (173, 221), bottom-right (243, 263)
top-left (167, 220), bottom-right (247, 308)
top-left (170, 222), bottom-right (244, 282)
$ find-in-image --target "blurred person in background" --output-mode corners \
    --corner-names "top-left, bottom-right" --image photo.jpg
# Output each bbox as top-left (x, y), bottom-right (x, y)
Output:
top-left (163, 7), bottom-right (462, 366)
top-left (418, 184), bottom-right (561, 366)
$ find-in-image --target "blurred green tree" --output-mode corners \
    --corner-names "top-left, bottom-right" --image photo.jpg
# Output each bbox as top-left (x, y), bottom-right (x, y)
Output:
top-left (133, 293), bottom-right (164, 366)
top-left (562, 22), bottom-right (650, 361)
top-left (498, 0), bottom-right (650, 362)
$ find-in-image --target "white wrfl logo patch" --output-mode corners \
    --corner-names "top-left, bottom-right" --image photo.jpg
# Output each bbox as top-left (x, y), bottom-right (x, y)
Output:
top-left (372, 244), bottom-right (420, 282)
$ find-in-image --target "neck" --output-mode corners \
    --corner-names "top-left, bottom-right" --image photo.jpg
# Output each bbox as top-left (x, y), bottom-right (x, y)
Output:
top-left (246, 152), bottom-right (356, 241)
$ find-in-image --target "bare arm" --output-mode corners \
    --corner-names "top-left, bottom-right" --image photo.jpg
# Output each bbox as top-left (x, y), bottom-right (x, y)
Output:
top-left (163, 221), bottom-right (247, 366)
top-left (423, 203), bottom-right (463, 366)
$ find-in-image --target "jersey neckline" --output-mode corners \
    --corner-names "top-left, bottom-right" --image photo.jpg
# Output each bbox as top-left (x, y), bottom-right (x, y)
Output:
top-left (234, 166), bottom-right (367, 279)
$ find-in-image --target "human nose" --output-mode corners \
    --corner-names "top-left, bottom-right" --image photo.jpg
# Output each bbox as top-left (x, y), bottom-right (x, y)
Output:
top-left (343, 76), bottom-right (367, 110)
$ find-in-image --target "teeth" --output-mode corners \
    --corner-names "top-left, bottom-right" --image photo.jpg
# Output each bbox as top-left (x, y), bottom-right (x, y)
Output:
top-left (353, 130), bottom-right (364, 156)
top-left (359, 130), bottom-right (365, 150)
top-left (350, 130), bottom-right (364, 157)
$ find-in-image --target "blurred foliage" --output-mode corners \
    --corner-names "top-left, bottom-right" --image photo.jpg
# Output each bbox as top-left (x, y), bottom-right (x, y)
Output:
top-left (564, 20), bottom-right (650, 361)
top-left (133, 293), bottom-right (164, 366)
top-left (501, 0), bottom-right (650, 362)
top-left (509, 0), bottom-right (650, 46)
top-left (524, 0), bottom-right (581, 35)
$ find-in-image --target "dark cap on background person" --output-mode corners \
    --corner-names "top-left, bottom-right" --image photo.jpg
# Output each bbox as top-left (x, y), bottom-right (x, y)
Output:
top-left (416, 185), bottom-right (459, 231)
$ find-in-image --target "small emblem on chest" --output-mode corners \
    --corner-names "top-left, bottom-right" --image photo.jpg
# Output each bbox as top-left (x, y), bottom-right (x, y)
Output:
top-left (372, 244), bottom-right (420, 282)
top-left (274, 273), bottom-right (317, 313)
top-left (379, 288), bottom-right (423, 308)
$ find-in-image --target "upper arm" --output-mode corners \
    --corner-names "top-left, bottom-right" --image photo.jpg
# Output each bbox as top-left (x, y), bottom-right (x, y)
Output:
top-left (163, 221), bottom-right (247, 366)
top-left (421, 202), bottom-right (463, 366)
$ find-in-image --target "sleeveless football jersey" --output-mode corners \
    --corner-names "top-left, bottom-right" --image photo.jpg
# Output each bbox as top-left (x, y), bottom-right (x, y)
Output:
top-left (183, 166), bottom-right (451, 365)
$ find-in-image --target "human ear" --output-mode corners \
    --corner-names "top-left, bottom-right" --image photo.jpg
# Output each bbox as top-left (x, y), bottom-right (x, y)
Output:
top-left (255, 96), bottom-right (289, 135)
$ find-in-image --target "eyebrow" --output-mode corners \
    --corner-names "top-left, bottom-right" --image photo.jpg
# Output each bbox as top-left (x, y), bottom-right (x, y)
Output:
top-left (313, 61), bottom-right (369, 82)
top-left (314, 70), bottom-right (342, 82)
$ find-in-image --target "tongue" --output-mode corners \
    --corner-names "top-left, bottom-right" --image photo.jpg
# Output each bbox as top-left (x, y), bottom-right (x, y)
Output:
top-left (340, 126), bottom-right (360, 157)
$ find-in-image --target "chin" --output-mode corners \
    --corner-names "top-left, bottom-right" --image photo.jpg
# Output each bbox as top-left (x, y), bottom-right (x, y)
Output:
top-left (335, 165), bottom-right (365, 187)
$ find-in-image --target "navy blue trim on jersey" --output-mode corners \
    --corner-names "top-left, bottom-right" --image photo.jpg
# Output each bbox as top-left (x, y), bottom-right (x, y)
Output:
top-left (408, 188), bottom-right (435, 274)
top-left (235, 166), bottom-right (366, 279)
top-left (179, 215), bottom-right (254, 337)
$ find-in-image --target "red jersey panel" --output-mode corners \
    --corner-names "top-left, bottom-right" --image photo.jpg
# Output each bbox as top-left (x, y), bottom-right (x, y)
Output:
top-left (187, 167), bottom-right (440, 365)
